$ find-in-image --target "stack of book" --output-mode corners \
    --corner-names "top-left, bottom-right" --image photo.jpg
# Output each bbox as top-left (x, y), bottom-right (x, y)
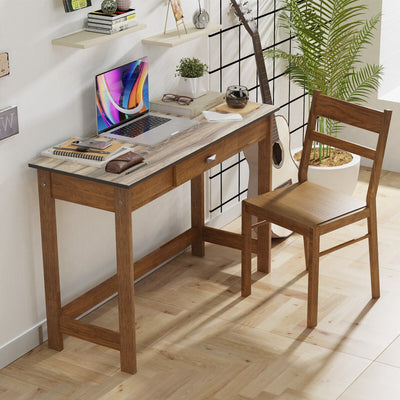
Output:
top-left (85, 9), bottom-right (137, 34)
top-left (41, 137), bottom-right (131, 167)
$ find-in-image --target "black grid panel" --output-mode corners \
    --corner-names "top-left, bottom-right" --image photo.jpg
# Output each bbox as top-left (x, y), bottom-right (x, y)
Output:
top-left (206, 0), bottom-right (308, 219)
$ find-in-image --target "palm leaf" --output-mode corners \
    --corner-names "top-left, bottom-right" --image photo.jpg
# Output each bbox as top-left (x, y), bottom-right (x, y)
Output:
top-left (265, 0), bottom-right (382, 137)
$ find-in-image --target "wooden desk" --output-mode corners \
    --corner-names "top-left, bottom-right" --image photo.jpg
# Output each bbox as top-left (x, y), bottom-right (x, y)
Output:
top-left (28, 104), bottom-right (278, 374)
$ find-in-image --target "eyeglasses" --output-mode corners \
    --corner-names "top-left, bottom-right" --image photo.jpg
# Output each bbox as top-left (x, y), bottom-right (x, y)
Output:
top-left (162, 94), bottom-right (194, 106)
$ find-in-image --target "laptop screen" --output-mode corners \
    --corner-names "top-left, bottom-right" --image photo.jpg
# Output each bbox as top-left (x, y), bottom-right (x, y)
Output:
top-left (95, 57), bottom-right (149, 134)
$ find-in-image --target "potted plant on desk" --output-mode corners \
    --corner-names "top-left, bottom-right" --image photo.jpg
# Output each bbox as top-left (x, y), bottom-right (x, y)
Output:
top-left (265, 0), bottom-right (383, 195)
top-left (175, 57), bottom-right (208, 98)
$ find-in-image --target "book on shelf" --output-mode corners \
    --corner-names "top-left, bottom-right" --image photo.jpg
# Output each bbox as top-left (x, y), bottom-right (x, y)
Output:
top-left (150, 91), bottom-right (225, 118)
top-left (86, 17), bottom-right (137, 32)
top-left (63, 0), bottom-right (92, 13)
top-left (88, 12), bottom-right (136, 24)
top-left (87, 8), bottom-right (136, 21)
top-left (87, 14), bottom-right (136, 27)
top-left (41, 137), bottom-right (130, 167)
top-left (85, 21), bottom-right (138, 34)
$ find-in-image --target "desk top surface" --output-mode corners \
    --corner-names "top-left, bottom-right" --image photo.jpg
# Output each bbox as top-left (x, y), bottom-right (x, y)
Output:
top-left (29, 103), bottom-right (278, 189)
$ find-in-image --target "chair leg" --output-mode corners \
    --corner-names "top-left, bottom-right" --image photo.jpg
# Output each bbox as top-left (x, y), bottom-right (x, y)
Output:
top-left (242, 202), bottom-right (252, 297)
top-left (368, 210), bottom-right (380, 299)
top-left (257, 220), bottom-right (271, 274)
top-left (303, 236), bottom-right (310, 271)
top-left (307, 233), bottom-right (320, 328)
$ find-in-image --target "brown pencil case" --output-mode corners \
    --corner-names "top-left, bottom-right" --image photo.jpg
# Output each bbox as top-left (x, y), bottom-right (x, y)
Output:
top-left (105, 151), bottom-right (144, 174)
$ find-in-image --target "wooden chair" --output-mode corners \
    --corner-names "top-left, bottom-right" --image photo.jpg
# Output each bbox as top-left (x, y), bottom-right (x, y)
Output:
top-left (241, 90), bottom-right (392, 327)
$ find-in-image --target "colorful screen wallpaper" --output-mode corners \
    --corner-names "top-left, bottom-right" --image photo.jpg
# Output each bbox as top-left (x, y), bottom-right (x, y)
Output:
top-left (96, 58), bottom-right (149, 133)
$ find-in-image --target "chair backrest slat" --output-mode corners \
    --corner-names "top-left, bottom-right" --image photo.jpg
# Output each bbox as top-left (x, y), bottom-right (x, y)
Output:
top-left (313, 93), bottom-right (385, 134)
top-left (311, 130), bottom-right (376, 160)
top-left (299, 90), bottom-right (392, 205)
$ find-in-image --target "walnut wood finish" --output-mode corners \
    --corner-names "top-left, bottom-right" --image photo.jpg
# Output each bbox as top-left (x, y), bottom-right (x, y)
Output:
top-left (37, 170), bottom-right (64, 351)
top-left (114, 187), bottom-right (136, 374)
top-left (29, 104), bottom-right (277, 374)
top-left (242, 90), bottom-right (392, 328)
top-left (59, 316), bottom-right (120, 350)
top-left (203, 226), bottom-right (258, 253)
top-left (191, 174), bottom-right (205, 257)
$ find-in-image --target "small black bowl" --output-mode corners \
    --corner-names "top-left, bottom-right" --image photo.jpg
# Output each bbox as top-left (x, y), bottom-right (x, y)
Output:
top-left (226, 85), bottom-right (249, 108)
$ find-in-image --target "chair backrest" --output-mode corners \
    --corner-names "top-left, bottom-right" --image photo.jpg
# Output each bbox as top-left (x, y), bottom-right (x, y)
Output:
top-left (299, 90), bottom-right (392, 205)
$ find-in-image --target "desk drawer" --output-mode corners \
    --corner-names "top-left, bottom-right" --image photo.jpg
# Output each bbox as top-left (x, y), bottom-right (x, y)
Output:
top-left (173, 117), bottom-right (268, 185)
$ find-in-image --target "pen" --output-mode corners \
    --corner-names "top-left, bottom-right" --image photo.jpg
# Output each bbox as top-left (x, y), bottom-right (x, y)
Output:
top-left (125, 162), bottom-right (148, 175)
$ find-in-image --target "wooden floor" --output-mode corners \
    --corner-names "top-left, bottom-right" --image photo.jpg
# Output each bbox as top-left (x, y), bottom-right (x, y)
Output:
top-left (2, 167), bottom-right (400, 399)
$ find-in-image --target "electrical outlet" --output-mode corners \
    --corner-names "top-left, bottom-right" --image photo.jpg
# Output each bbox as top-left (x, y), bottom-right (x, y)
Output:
top-left (0, 52), bottom-right (10, 78)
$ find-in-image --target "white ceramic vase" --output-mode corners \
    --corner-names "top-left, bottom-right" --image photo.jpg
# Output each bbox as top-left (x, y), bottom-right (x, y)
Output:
top-left (292, 147), bottom-right (361, 196)
top-left (176, 76), bottom-right (207, 99)
top-left (116, 0), bottom-right (131, 11)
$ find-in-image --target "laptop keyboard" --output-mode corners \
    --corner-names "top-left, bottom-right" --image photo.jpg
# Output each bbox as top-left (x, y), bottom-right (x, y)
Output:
top-left (114, 115), bottom-right (171, 138)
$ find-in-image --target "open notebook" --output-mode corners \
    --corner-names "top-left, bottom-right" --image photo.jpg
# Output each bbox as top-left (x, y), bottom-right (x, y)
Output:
top-left (41, 137), bottom-right (130, 167)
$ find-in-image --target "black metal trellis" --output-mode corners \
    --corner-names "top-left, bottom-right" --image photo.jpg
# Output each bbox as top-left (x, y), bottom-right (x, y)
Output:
top-left (207, 0), bottom-right (308, 218)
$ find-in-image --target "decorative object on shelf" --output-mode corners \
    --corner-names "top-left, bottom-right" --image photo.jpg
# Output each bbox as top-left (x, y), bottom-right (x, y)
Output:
top-left (192, 0), bottom-right (209, 29)
top-left (63, 0), bottom-right (92, 13)
top-left (225, 85), bottom-right (249, 108)
top-left (116, 0), bottom-right (131, 11)
top-left (164, 0), bottom-right (187, 37)
top-left (175, 57), bottom-right (208, 98)
top-left (101, 0), bottom-right (117, 15)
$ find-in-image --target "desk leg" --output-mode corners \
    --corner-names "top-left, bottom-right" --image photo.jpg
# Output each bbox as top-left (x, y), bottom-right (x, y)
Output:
top-left (114, 188), bottom-right (137, 374)
top-left (257, 115), bottom-right (273, 273)
top-left (191, 174), bottom-right (205, 257)
top-left (37, 170), bottom-right (63, 351)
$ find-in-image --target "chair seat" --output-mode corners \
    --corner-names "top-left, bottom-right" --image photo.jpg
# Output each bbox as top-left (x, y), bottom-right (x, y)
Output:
top-left (244, 181), bottom-right (366, 232)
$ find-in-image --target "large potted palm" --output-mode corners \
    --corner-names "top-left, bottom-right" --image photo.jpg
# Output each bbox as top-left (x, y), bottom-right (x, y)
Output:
top-left (265, 0), bottom-right (383, 195)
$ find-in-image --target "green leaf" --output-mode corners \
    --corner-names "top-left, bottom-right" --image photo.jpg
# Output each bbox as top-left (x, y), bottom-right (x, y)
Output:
top-left (265, 0), bottom-right (382, 135)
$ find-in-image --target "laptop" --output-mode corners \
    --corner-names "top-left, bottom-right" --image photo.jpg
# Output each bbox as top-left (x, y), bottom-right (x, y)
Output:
top-left (95, 57), bottom-right (198, 146)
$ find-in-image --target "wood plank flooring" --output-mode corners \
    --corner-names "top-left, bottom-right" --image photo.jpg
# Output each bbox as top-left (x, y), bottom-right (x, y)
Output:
top-left (1, 167), bottom-right (400, 399)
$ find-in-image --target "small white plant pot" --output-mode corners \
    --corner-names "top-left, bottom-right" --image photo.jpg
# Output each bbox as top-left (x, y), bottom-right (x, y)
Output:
top-left (176, 76), bottom-right (207, 99)
top-left (116, 0), bottom-right (131, 11)
top-left (292, 147), bottom-right (361, 196)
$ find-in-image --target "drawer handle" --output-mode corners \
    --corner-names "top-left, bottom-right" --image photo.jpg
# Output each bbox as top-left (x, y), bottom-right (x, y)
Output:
top-left (206, 154), bottom-right (217, 163)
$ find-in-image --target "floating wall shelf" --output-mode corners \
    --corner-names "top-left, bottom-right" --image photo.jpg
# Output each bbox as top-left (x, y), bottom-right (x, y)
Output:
top-left (52, 24), bottom-right (147, 49)
top-left (142, 23), bottom-right (222, 47)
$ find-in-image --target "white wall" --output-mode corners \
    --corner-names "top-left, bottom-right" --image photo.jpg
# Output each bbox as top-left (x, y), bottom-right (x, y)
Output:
top-left (0, 0), bottom-right (211, 368)
top-left (356, 0), bottom-right (400, 172)
top-left (378, 0), bottom-right (400, 101)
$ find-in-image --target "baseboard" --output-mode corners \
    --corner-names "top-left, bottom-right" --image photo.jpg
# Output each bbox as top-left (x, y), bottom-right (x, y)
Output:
top-left (205, 202), bottom-right (241, 229)
top-left (0, 320), bottom-right (47, 370)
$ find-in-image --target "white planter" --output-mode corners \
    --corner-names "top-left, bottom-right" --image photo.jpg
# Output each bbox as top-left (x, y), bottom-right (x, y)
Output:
top-left (292, 147), bottom-right (361, 196)
top-left (176, 76), bottom-right (207, 98)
